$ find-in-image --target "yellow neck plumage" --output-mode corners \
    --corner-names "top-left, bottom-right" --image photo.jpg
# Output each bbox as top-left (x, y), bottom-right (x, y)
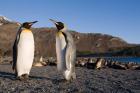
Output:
top-left (56, 31), bottom-right (63, 36)
top-left (22, 29), bottom-right (31, 33)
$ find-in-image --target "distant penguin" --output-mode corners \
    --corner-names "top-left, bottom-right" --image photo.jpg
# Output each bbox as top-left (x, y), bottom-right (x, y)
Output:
top-left (12, 21), bottom-right (38, 80)
top-left (50, 19), bottom-right (76, 81)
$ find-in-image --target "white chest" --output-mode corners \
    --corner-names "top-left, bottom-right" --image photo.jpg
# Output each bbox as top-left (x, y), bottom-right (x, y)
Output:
top-left (18, 31), bottom-right (34, 46)
top-left (17, 31), bottom-right (34, 76)
top-left (56, 33), bottom-right (67, 51)
top-left (56, 32), bottom-right (67, 71)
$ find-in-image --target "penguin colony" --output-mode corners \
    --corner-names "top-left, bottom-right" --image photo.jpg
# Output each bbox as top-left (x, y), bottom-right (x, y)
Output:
top-left (12, 19), bottom-right (76, 81)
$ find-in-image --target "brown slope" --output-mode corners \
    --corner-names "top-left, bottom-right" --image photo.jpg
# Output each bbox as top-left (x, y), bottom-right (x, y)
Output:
top-left (0, 23), bottom-right (130, 57)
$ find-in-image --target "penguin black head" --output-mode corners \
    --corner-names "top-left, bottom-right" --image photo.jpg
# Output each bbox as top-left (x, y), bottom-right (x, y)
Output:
top-left (50, 19), bottom-right (64, 31)
top-left (22, 21), bottom-right (38, 29)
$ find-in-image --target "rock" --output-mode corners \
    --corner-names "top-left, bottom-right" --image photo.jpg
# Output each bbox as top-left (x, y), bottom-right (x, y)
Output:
top-left (130, 65), bottom-right (140, 70)
top-left (134, 65), bottom-right (140, 70)
top-left (47, 57), bottom-right (56, 66)
top-left (76, 58), bottom-right (87, 67)
top-left (33, 62), bottom-right (47, 67)
top-left (85, 59), bottom-right (96, 69)
top-left (96, 58), bottom-right (106, 69)
top-left (126, 62), bottom-right (134, 69)
top-left (110, 61), bottom-right (127, 70)
top-left (39, 56), bottom-right (43, 62)
top-left (81, 62), bottom-right (86, 67)
top-left (33, 62), bottom-right (44, 67)
top-left (86, 62), bottom-right (96, 69)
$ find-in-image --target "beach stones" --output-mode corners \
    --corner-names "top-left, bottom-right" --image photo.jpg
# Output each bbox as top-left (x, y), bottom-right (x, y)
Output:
top-left (96, 58), bottom-right (106, 69)
top-left (86, 58), bottom-right (97, 69)
top-left (0, 56), bottom-right (139, 70)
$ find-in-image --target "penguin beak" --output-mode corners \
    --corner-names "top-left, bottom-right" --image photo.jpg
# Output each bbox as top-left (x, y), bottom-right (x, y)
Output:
top-left (32, 21), bottom-right (38, 23)
top-left (49, 19), bottom-right (58, 25)
top-left (29, 21), bottom-right (38, 26)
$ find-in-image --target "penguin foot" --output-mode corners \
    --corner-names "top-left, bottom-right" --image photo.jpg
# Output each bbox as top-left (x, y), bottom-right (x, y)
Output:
top-left (67, 74), bottom-right (76, 83)
top-left (64, 70), bottom-right (71, 81)
top-left (18, 74), bottom-right (29, 81)
top-left (64, 70), bottom-right (76, 81)
top-left (72, 72), bottom-right (76, 80)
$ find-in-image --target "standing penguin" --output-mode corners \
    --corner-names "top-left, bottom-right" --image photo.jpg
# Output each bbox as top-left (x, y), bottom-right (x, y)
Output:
top-left (50, 19), bottom-right (76, 81)
top-left (13, 21), bottom-right (38, 80)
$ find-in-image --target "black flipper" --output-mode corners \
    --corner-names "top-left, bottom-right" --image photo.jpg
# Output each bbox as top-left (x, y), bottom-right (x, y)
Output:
top-left (12, 27), bottom-right (22, 71)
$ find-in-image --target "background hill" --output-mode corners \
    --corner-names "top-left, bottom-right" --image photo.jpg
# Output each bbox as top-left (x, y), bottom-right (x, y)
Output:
top-left (0, 17), bottom-right (139, 57)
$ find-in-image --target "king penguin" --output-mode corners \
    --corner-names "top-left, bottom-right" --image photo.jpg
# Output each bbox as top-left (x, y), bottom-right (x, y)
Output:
top-left (50, 19), bottom-right (76, 81)
top-left (12, 21), bottom-right (38, 80)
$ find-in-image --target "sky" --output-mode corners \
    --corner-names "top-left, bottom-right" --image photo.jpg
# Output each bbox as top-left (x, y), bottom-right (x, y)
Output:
top-left (0, 0), bottom-right (140, 44)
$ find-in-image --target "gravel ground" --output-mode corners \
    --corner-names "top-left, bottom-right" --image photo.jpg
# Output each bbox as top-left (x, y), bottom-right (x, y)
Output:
top-left (0, 64), bottom-right (139, 93)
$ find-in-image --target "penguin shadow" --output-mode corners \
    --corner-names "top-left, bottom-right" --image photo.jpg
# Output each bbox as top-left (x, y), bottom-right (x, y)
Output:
top-left (29, 75), bottom-right (50, 80)
top-left (50, 76), bottom-right (66, 85)
top-left (51, 79), bottom-right (67, 85)
top-left (30, 75), bottom-right (69, 84)
top-left (0, 71), bottom-right (16, 80)
top-left (0, 71), bottom-right (51, 81)
top-left (51, 78), bottom-right (66, 85)
top-left (0, 71), bottom-right (64, 82)
top-left (0, 71), bottom-right (71, 84)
